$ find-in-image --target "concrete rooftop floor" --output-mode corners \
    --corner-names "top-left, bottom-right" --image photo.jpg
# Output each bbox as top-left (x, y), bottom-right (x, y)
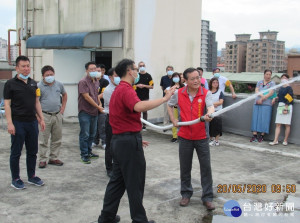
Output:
top-left (0, 121), bottom-right (299, 223)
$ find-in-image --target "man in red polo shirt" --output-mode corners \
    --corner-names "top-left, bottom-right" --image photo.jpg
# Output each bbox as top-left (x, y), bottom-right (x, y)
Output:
top-left (167, 67), bottom-right (215, 210)
top-left (98, 59), bottom-right (175, 223)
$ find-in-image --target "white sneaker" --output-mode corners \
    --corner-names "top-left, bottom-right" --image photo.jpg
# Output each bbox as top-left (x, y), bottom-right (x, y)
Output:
top-left (102, 144), bottom-right (106, 150)
top-left (282, 141), bottom-right (288, 146)
top-left (209, 140), bottom-right (219, 146)
top-left (269, 141), bottom-right (278, 146)
top-left (92, 143), bottom-right (97, 148)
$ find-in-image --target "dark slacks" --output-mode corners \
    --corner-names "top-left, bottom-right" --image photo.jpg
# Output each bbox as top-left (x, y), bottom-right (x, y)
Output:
top-left (178, 136), bottom-right (213, 202)
top-left (99, 132), bottom-right (148, 223)
top-left (142, 111), bottom-right (147, 128)
top-left (94, 112), bottom-right (106, 145)
top-left (10, 120), bottom-right (39, 180)
top-left (104, 115), bottom-right (113, 172)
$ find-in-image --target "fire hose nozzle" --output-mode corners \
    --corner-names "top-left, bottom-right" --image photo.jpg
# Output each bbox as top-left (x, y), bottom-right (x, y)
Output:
top-left (200, 113), bottom-right (214, 122)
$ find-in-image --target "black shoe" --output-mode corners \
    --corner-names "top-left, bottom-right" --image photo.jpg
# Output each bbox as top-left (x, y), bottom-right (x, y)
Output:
top-left (89, 152), bottom-right (99, 159)
top-left (171, 138), bottom-right (177, 143)
top-left (148, 221), bottom-right (156, 223)
top-left (98, 215), bottom-right (120, 223)
top-left (81, 156), bottom-right (91, 164)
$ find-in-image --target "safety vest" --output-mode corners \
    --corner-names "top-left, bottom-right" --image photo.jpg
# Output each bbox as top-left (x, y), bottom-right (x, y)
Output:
top-left (177, 86), bottom-right (208, 140)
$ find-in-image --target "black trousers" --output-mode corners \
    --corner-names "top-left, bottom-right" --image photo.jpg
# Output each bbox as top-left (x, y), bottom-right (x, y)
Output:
top-left (10, 120), bottom-right (39, 180)
top-left (142, 111), bottom-right (147, 128)
top-left (104, 115), bottom-right (113, 172)
top-left (99, 132), bottom-right (148, 223)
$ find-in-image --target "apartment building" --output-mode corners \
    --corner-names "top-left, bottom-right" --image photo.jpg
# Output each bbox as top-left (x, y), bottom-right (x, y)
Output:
top-left (225, 34), bottom-right (250, 73)
top-left (0, 38), bottom-right (7, 60)
top-left (225, 31), bottom-right (285, 73)
top-left (246, 31), bottom-right (285, 72)
top-left (200, 20), bottom-right (217, 71)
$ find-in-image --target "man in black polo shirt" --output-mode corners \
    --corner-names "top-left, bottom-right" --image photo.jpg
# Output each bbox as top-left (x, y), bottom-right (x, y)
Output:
top-left (135, 61), bottom-right (154, 130)
top-left (4, 55), bottom-right (45, 189)
top-left (160, 65), bottom-right (174, 125)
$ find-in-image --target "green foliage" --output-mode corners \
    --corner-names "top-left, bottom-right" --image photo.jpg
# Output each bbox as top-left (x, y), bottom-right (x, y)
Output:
top-left (225, 82), bottom-right (256, 93)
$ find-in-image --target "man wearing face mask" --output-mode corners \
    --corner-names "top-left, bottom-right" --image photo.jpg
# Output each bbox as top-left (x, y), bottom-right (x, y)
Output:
top-left (37, 65), bottom-right (68, 168)
top-left (196, 67), bottom-right (209, 89)
top-left (212, 68), bottom-right (236, 99)
top-left (103, 67), bottom-right (120, 177)
top-left (135, 61), bottom-right (154, 130)
top-left (4, 56), bottom-right (45, 189)
top-left (93, 64), bottom-right (109, 149)
top-left (160, 65), bottom-right (174, 125)
top-left (98, 59), bottom-right (175, 223)
top-left (78, 62), bottom-right (103, 164)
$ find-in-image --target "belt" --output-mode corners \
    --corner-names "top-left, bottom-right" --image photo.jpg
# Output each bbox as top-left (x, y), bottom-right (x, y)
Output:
top-left (42, 111), bottom-right (60, 115)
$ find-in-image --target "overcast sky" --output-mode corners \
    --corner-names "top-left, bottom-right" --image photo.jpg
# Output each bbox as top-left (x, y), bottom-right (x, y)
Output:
top-left (202, 0), bottom-right (300, 50)
top-left (0, 0), bottom-right (16, 42)
top-left (1, 0), bottom-right (299, 51)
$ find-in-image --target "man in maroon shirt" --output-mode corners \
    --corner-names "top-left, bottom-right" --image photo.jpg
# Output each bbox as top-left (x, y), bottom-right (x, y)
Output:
top-left (78, 62), bottom-right (104, 164)
top-left (98, 59), bottom-right (175, 223)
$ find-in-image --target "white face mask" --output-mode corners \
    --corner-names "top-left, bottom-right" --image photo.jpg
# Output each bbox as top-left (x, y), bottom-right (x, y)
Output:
top-left (95, 72), bottom-right (101, 78)
top-left (139, 67), bottom-right (146, 73)
top-left (45, 76), bottom-right (55, 83)
top-left (281, 79), bottom-right (288, 84)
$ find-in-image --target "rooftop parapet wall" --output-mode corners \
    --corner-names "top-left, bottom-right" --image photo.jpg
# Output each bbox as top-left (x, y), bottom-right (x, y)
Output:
top-left (222, 94), bottom-right (300, 145)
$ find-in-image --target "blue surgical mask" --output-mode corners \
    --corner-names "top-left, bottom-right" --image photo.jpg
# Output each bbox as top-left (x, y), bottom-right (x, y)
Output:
top-left (19, 74), bottom-right (30, 80)
top-left (113, 76), bottom-right (121, 85)
top-left (167, 70), bottom-right (174, 76)
top-left (139, 67), bottom-right (146, 73)
top-left (89, 72), bottom-right (98, 78)
top-left (45, 76), bottom-right (55, 83)
top-left (214, 73), bottom-right (220, 78)
top-left (173, 77), bottom-right (180, 83)
top-left (133, 73), bottom-right (140, 84)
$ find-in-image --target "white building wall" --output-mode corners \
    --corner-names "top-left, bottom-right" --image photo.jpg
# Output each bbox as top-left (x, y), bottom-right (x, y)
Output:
top-left (53, 50), bottom-right (90, 117)
top-left (134, 0), bottom-right (202, 120)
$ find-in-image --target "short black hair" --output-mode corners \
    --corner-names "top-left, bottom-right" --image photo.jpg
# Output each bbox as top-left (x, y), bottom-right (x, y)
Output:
top-left (183, 67), bottom-right (198, 80)
top-left (196, 67), bottom-right (203, 72)
top-left (16, 55), bottom-right (30, 66)
top-left (107, 67), bottom-right (115, 76)
top-left (209, 77), bottom-right (219, 91)
top-left (264, 69), bottom-right (272, 74)
top-left (166, 65), bottom-right (174, 71)
top-left (115, 59), bottom-right (135, 78)
top-left (281, 73), bottom-right (289, 79)
top-left (98, 64), bottom-right (106, 69)
top-left (41, 65), bottom-right (55, 76)
top-left (213, 68), bottom-right (220, 73)
top-left (85, 61), bottom-right (96, 70)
